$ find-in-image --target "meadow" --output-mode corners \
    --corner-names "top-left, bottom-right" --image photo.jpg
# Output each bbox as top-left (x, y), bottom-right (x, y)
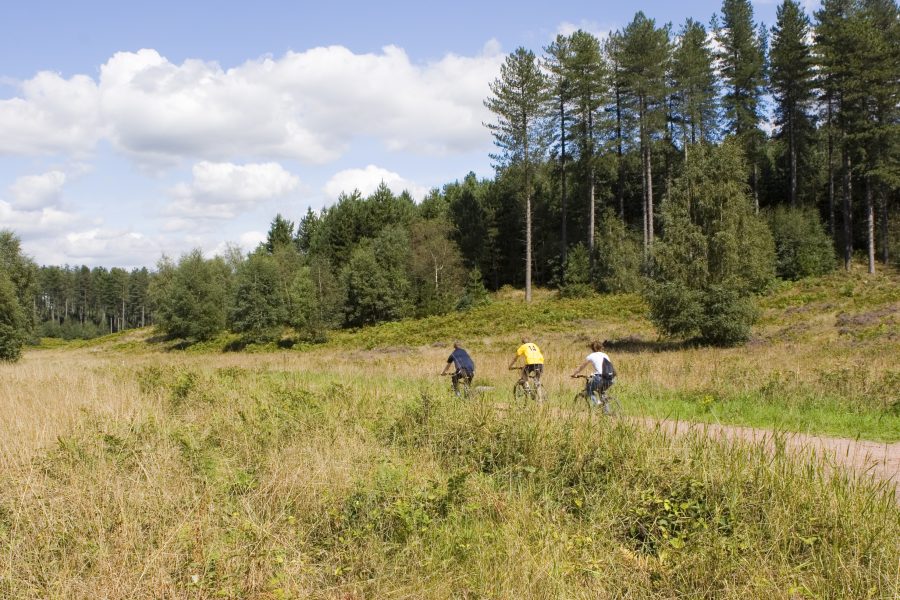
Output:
top-left (0, 268), bottom-right (898, 598)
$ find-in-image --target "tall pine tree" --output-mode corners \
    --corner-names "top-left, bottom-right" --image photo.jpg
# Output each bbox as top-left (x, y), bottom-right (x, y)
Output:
top-left (484, 47), bottom-right (548, 302)
top-left (770, 0), bottom-right (816, 207)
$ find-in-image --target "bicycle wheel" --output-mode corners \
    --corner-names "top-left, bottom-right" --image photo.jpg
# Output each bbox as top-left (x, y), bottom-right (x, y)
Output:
top-left (600, 392), bottom-right (621, 416)
top-left (512, 381), bottom-right (528, 402)
top-left (573, 390), bottom-right (592, 411)
top-left (459, 378), bottom-right (471, 400)
top-left (534, 381), bottom-right (546, 403)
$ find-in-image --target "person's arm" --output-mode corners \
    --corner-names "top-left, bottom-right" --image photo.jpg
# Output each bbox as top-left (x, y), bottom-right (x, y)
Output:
top-left (571, 360), bottom-right (591, 378)
top-left (508, 353), bottom-right (520, 369)
top-left (441, 355), bottom-right (453, 375)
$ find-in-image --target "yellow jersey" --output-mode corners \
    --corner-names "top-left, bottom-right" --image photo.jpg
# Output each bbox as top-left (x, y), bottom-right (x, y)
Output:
top-left (516, 343), bottom-right (544, 365)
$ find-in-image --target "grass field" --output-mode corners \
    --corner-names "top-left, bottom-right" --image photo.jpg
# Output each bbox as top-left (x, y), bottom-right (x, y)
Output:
top-left (1, 267), bottom-right (898, 598)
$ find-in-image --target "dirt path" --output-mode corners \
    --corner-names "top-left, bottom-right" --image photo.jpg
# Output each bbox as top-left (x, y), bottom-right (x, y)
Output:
top-left (635, 417), bottom-right (900, 501)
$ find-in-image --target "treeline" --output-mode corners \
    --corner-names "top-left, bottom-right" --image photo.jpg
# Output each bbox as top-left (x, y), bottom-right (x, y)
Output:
top-left (480, 0), bottom-right (898, 303)
top-left (1, 0), bottom-right (898, 358)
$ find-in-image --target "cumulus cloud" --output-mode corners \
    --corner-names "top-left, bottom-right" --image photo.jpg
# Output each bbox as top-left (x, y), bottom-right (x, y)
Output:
top-left (167, 161), bottom-right (300, 220)
top-left (0, 43), bottom-right (502, 166)
top-left (324, 165), bottom-right (427, 200)
top-left (0, 72), bottom-right (102, 156)
top-left (0, 199), bottom-right (79, 239)
top-left (8, 170), bottom-right (67, 210)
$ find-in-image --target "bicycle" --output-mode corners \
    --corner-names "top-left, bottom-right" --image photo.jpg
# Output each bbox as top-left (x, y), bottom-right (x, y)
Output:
top-left (442, 371), bottom-right (472, 399)
top-left (511, 367), bottom-right (545, 403)
top-left (572, 374), bottom-right (620, 415)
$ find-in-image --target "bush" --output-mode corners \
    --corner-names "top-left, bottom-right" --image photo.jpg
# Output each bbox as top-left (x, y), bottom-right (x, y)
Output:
top-left (768, 206), bottom-right (835, 280)
top-left (457, 267), bottom-right (491, 310)
top-left (647, 281), bottom-right (705, 339)
top-left (0, 272), bottom-right (26, 362)
top-left (594, 210), bottom-right (644, 293)
top-left (559, 244), bottom-right (593, 298)
top-left (699, 284), bottom-right (758, 345)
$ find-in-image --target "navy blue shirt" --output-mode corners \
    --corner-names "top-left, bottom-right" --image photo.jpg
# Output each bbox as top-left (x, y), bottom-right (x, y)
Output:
top-left (448, 348), bottom-right (475, 372)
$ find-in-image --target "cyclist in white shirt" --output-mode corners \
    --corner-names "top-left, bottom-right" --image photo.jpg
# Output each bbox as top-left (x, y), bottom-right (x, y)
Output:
top-left (570, 340), bottom-right (616, 399)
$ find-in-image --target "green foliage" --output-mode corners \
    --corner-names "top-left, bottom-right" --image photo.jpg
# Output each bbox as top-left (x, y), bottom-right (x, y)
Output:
top-left (343, 227), bottom-right (414, 327)
top-left (768, 206), bottom-right (836, 279)
top-left (699, 284), bottom-right (758, 345)
top-left (152, 250), bottom-right (228, 342)
top-left (0, 271), bottom-right (26, 361)
top-left (409, 219), bottom-right (466, 316)
top-left (456, 268), bottom-right (491, 311)
top-left (594, 210), bottom-right (643, 293)
top-left (647, 141), bottom-right (775, 345)
top-left (263, 214), bottom-right (295, 254)
top-left (230, 252), bottom-right (286, 343)
top-left (559, 243), bottom-right (593, 298)
top-left (0, 230), bottom-right (37, 336)
top-left (671, 19), bottom-right (719, 144)
top-left (289, 258), bottom-right (344, 342)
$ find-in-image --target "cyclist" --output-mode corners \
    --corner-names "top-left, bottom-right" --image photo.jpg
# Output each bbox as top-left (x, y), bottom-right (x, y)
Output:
top-left (441, 341), bottom-right (475, 395)
top-left (570, 340), bottom-right (616, 406)
top-left (509, 337), bottom-right (544, 387)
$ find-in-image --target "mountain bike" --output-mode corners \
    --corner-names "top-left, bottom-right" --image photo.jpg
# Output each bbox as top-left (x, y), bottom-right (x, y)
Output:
top-left (572, 374), bottom-right (620, 415)
top-left (511, 367), bottom-right (545, 403)
top-left (442, 371), bottom-right (472, 399)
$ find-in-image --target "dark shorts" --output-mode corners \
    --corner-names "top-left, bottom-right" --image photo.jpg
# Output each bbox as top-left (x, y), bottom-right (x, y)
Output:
top-left (588, 374), bottom-right (614, 393)
top-left (524, 364), bottom-right (543, 377)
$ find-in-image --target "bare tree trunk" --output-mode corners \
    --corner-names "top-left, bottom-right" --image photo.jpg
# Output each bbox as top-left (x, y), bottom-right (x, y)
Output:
top-left (524, 135), bottom-right (532, 303)
top-left (866, 177), bottom-right (875, 274)
top-left (842, 148), bottom-right (853, 271)
top-left (827, 118), bottom-right (835, 237)
top-left (588, 110), bottom-right (595, 279)
top-left (881, 189), bottom-right (889, 265)
top-left (789, 114), bottom-right (797, 207)
top-left (560, 96), bottom-right (567, 267)
top-left (615, 85), bottom-right (625, 220)
top-left (647, 143), bottom-right (654, 246)
top-left (141, 305), bottom-right (145, 328)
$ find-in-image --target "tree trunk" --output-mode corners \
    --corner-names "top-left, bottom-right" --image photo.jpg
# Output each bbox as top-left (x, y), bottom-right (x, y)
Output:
top-left (881, 189), bottom-right (889, 265)
top-left (588, 109), bottom-right (595, 279)
top-left (524, 131), bottom-right (532, 304)
top-left (615, 85), bottom-right (625, 220)
top-left (842, 148), bottom-right (853, 271)
top-left (646, 142), bottom-right (654, 246)
top-left (560, 96), bottom-right (567, 267)
top-left (789, 113), bottom-right (797, 207)
top-left (866, 177), bottom-right (875, 274)
top-left (827, 104), bottom-right (835, 237)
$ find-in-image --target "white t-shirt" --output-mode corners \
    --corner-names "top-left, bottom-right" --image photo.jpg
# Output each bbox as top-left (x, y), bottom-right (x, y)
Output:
top-left (585, 351), bottom-right (611, 375)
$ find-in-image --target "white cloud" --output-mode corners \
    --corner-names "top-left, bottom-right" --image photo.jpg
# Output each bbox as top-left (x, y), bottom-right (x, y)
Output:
top-left (167, 161), bottom-right (300, 220)
top-left (8, 170), bottom-right (67, 210)
top-left (324, 165), bottom-right (427, 200)
top-left (0, 199), bottom-right (80, 240)
top-left (556, 21), bottom-right (614, 42)
top-left (0, 44), bottom-right (503, 166)
top-left (0, 72), bottom-right (102, 156)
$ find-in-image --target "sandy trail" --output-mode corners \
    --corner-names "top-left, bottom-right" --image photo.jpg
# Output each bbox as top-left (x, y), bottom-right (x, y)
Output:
top-left (635, 417), bottom-right (900, 500)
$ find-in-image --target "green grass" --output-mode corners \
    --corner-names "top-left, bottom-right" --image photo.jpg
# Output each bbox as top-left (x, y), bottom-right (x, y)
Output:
top-left (2, 364), bottom-right (897, 598)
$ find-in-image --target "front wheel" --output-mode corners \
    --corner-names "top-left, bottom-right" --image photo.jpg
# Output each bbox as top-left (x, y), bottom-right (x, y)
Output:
top-left (600, 393), bottom-right (621, 417)
top-left (512, 381), bottom-right (528, 402)
top-left (572, 390), bottom-right (592, 411)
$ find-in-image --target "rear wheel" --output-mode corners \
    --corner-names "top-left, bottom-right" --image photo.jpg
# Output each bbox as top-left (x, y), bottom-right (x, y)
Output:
top-left (573, 390), bottom-right (591, 411)
top-left (600, 393), bottom-right (621, 416)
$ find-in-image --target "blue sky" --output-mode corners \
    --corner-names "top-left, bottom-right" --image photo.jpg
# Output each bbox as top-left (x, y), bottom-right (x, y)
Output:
top-left (0, 0), bottom-right (814, 268)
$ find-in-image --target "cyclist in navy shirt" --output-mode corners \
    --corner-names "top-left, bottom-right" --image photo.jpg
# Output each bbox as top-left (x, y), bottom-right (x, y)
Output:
top-left (441, 341), bottom-right (475, 395)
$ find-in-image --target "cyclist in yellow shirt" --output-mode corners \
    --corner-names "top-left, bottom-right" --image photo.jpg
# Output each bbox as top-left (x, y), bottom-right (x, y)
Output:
top-left (509, 337), bottom-right (544, 386)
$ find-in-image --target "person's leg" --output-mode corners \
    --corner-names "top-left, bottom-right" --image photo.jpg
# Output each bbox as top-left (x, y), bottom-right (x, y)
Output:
top-left (451, 371), bottom-right (461, 393)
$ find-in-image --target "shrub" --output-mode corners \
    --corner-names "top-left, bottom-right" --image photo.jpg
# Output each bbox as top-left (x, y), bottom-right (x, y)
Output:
top-left (699, 284), bottom-right (758, 345)
top-left (594, 210), bottom-right (644, 293)
top-left (0, 272), bottom-right (26, 362)
top-left (768, 206), bottom-right (835, 279)
top-left (559, 244), bottom-right (593, 298)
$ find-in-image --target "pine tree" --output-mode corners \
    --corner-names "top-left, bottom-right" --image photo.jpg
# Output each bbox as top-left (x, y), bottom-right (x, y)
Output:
top-left (715, 0), bottom-right (767, 207)
top-left (484, 47), bottom-right (549, 303)
top-left (620, 12), bottom-right (671, 251)
top-left (770, 0), bottom-right (816, 207)
top-left (671, 19), bottom-right (719, 147)
top-left (544, 35), bottom-right (575, 266)
top-left (605, 32), bottom-right (630, 219)
top-left (264, 214), bottom-right (295, 253)
top-left (567, 30), bottom-right (608, 276)
top-left (0, 271), bottom-right (26, 362)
